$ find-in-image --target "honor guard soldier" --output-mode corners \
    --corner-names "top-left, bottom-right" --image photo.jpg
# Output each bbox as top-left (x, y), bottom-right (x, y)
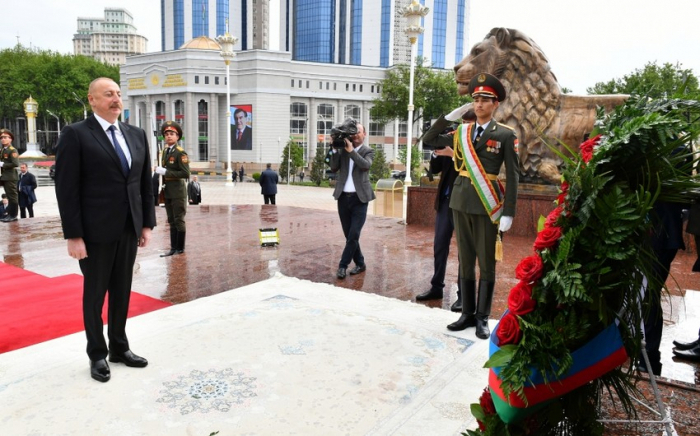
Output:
top-left (154, 121), bottom-right (191, 256)
top-left (442, 73), bottom-right (520, 339)
top-left (0, 128), bottom-right (20, 222)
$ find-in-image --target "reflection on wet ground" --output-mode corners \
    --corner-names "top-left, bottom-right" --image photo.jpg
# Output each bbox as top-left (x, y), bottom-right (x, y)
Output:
top-left (1, 204), bottom-right (699, 387)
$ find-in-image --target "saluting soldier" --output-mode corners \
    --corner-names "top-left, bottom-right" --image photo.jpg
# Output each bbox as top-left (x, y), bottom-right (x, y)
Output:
top-left (441, 73), bottom-right (520, 339)
top-left (0, 128), bottom-right (20, 222)
top-left (154, 121), bottom-right (190, 256)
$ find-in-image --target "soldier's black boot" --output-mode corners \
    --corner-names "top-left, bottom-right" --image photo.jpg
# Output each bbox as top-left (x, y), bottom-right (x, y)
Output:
top-left (161, 227), bottom-right (178, 257)
top-left (175, 231), bottom-right (186, 254)
top-left (447, 279), bottom-right (476, 331)
top-left (475, 280), bottom-right (495, 339)
top-left (450, 280), bottom-right (463, 312)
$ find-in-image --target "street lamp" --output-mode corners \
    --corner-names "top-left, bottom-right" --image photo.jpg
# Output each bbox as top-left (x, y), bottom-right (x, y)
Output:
top-left (318, 113), bottom-right (330, 169)
top-left (399, 0), bottom-right (429, 186)
top-left (71, 91), bottom-right (87, 120)
top-left (46, 109), bottom-right (60, 136)
top-left (217, 23), bottom-right (238, 187)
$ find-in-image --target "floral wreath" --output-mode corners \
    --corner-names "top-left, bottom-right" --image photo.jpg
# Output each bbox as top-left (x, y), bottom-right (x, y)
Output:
top-left (467, 96), bottom-right (700, 435)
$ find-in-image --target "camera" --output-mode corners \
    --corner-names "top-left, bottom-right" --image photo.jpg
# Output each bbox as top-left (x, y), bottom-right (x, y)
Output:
top-left (330, 118), bottom-right (358, 149)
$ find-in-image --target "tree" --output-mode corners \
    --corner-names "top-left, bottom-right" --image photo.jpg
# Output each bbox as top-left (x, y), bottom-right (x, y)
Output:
top-left (370, 146), bottom-right (390, 182)
top-left (398, 143), bottom-right (422, 181)
top-left (310, 144), bottom-right (327, 186)
top-left (587, 61), bottom-right (700, 99)
top-left (0, 45), bottom-right (119, 126)
top-left (370, 57), bottom-right (470, 127)
top-left (278, 139), bottom-right (304, 181)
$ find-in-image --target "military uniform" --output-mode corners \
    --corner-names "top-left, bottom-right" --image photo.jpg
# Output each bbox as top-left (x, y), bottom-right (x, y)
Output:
top-left (0, 128), bottom-right (20, 222)
top-left (158, 121), bottom-right (190, 256)
top-left (446, 73), bottom-right (520, 339)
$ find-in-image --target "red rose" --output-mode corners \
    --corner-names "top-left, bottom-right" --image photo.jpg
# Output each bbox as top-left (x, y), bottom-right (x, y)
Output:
top-left (533, 226), bottom-right (562, 251)
top-left (579, 134), bottom-right (601, 163)
top-left (560, 181), bottom-right (569, 194)
top-left (508, 281), bottom-right (536, 316)
top-left (515, 253), bottom-right (544, 283)
top-left (479, 387), bottom-right (496, 415)
top-left (544, 206), bottom-right (563, 228)
top-left (557, 181), bottom-right (570, 205)
top-left (497, 312), bottom-right (522, 345)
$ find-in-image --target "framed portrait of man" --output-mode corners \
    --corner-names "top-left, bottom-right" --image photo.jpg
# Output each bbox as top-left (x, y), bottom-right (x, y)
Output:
top-left (231, 104), bottom-right (253, 150)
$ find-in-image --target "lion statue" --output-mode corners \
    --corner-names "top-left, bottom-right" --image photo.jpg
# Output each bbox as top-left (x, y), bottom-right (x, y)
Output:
top-left (454, 27), bottom-right (628, 184)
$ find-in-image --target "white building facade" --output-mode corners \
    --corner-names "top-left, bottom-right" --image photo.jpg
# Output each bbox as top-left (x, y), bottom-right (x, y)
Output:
top-left (73, 8), bottom-right (148, 66)
top-left (121, 38), bottom-right (413, 171)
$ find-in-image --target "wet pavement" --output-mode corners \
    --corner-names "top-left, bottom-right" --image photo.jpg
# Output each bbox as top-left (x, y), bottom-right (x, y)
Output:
top-left (2, 180), bottom-right (700, 390)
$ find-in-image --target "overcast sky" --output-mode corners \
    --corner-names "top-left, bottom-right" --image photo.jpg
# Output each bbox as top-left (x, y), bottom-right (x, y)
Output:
top-left (3, 0), bottom-right (699, 94)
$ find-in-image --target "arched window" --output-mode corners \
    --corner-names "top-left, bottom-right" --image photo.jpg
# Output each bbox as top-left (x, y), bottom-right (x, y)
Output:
top-left (198, 100), bottom-right (208, 161)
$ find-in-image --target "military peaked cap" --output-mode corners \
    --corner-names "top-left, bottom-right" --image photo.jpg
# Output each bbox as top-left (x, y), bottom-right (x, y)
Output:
top-left (468, 72), bottom-right (506, 102)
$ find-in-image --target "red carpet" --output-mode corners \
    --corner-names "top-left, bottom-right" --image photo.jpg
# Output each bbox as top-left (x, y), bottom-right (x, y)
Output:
top-left (0, 262), bottom-right (171, 353)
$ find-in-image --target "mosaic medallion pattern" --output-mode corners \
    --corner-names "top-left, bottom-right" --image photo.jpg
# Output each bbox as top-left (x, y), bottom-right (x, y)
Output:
top-left (156, 368), bottom-right (257, 415)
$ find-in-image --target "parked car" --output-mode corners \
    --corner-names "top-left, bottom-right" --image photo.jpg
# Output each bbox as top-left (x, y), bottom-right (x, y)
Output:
top-left (392, 170), bottom-right (406, 179)
top-left (325, 169), bottom-right (338, 180)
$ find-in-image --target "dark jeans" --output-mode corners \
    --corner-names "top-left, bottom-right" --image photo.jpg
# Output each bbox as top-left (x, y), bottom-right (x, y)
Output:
top-left (264, 194), bottom-right (276, 205)
top-left (19, 202), bottom-right (34, 218)
top-left (337, 192), bottom-right (368, 269)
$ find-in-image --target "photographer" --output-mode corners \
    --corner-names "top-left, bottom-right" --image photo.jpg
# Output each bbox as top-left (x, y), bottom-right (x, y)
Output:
top-left (329, 120), bottom-right (375, 279)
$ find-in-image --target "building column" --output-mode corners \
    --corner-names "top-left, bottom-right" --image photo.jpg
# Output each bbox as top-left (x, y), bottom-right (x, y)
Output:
top-left (210, 93), bottom-right (218, 165)
top-left (185, 92), bottom-right (195, 157)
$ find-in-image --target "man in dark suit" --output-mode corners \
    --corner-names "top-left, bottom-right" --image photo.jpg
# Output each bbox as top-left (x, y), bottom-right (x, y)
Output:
top-left (259, 163), bottom-right (279, 204)
top-left (55, 77), bottom-right (156, 383)
top-left (444, 73), bottom-right (520, 339)
top-left (329, 122), bottom-right (375, 279)
top-left (188, 175), bottom-right (202, 205)
top-left (416, 110), bottom-right (476, 312)
top-left (17, 163), bottom-right (37, 218)
top-left (231, 108), bottom-right (252, 150)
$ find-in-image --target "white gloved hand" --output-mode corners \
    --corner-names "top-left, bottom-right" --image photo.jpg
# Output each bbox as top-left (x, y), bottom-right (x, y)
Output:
top-left (445, 102), bottom-right (472, 122)
top-left (155, 166), bottom-right (166, 175)
top-left (499, 216), bottom-right (513, 232)
top-left (0, 162), bottom-right (4, 168)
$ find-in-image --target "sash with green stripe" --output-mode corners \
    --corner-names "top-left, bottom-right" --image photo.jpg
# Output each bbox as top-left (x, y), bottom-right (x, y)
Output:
top-left (456, 124), bottom-right (504, 222)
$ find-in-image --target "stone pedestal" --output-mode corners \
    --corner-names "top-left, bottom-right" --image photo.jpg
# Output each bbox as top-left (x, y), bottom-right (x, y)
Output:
top-left (20, 142), bottom-right (46, 158)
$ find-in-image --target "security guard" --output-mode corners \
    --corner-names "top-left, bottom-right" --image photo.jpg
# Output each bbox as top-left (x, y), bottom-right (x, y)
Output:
top-left (154, 121), bottom-right (190, 256)
top-left (442, 73), bottom-right (520, 339)
top-left (0, 128), bottom-right (20, 222)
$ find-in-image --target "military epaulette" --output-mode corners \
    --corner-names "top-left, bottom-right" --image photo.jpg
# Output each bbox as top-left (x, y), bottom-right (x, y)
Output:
top-left (8, 145), bottom-right (16, 150)
top-left (176, 146), bottom-right (186, 153)
top-left (497, 123), bottom-right (515, 131)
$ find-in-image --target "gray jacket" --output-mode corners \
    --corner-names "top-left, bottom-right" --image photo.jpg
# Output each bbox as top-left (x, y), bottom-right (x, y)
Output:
top-left (330, 145), bottom-right (376, 203)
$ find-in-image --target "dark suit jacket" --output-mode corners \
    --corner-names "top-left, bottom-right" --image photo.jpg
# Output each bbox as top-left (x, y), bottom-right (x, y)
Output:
top-left (55, 115), bottom-right (156, 243)
top-left (259, 169), bottom-right (279, 195)
top-left (231, 126), bottom-right (252, 150)
top-left (422, 119), bottom-right (460, 211)
top-left (18, 172), bottom-right (38, 205)
top-left (330, 144), bottom-right (376, 203)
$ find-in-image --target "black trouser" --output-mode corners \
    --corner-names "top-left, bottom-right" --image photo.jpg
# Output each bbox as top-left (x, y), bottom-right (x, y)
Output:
top-left (643, 248), bottom-right (678, 366)
top-left (2, 180), bottom-right (18, 217)
top-left (431, 197), bottom-right (459, 291)
top-left (19, 194), bottom-right (34, 218)
top-left (264, 194), bottom-right (276, 205)
top-left (79, 216), bottom-right (138, 361)
top-left (337, 192), bottom-right (368, 268)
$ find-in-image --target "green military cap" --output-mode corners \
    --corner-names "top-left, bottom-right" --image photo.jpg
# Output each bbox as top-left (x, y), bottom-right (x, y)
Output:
top-left (0, 128), bottom-right (14, 140)
top-left (161, 121), bottom-right (183, 138)
top-left (468, 72), bottom-right (506, 102)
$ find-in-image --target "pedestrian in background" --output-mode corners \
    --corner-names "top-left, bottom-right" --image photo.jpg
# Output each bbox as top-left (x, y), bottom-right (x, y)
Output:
top-left (259, 163), bottom-right (279, 205)
top-left (188, 175), bottom-right (202, 205)
top-left (18, 163), bottom-right (37, 218)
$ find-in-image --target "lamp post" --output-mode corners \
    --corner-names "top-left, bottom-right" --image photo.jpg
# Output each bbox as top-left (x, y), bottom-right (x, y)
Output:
top-left (71, 91), bottom-right (87, 120)
top-left (399, 0), bottom-right (429, 186)
top-left (318, 114), bottom-right (330, 174)
top-left (46, 109), bottom-right (60, 136)
top-left (217, 24), bottom-right (238, 187)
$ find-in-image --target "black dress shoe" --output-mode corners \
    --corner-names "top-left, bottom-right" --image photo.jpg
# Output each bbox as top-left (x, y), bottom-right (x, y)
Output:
top-left (672, 338), bottom-right (700, 350)
top-left (416, 288), bottom-right (443, 301)
top-left (90, 359), bottom-right (111, 382)
top-left (109, 350), bottom-right (148, 368)
top-left (673, 344), bottom-right (700, 362)
top-left (1, 216), bottom-right (18, 222)
top-left (160, 249), bottom-right (177, 257)
top-left (447, 314), bottom-right (476, 331)
top-left (638, 359), bottom-right (663, 376)
top-left (336, 267), bottom-right (347, 279)
top-left (349, 264), bottom-right (366, 275)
